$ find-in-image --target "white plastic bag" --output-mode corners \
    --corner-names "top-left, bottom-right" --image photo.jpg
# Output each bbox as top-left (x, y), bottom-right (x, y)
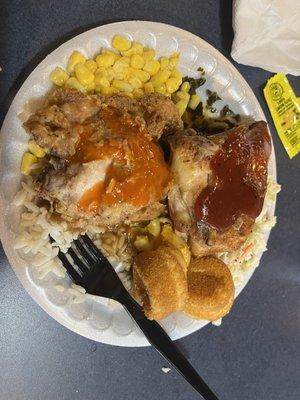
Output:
top-left (231, 0), bottom-right (300, 76)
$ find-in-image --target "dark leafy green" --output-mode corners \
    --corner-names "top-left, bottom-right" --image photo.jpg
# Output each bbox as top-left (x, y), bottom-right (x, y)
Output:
top-left (206, 90), bottom-right (221, 106)
top-left (193, 102), bottom-right (203, 118)
top-left (197, 67), bottom-right (205, 75)
top-left (220, 105), bottom-right (234, 117)
top-left (182, 76), bottom-right (206, 95)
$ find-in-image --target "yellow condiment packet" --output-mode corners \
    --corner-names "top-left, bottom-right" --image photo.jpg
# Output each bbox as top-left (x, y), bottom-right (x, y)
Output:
top-left (264, 73), bottom-right (300, 159)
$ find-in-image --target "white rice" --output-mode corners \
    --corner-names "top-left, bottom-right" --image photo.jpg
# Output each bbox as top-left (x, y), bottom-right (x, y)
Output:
top-left (12, 176), bottom-right (131, 303)
top-left (13, 175), bottom-right (280, 306)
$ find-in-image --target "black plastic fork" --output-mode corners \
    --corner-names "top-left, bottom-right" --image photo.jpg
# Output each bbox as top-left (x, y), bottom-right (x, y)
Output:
top-left (51, 234), bottom-right (219, 400)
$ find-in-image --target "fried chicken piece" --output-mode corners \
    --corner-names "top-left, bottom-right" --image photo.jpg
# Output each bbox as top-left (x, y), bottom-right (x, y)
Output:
top-left (139, 93), bottom-right (183, 139)
top-left (52, 199), bottom-right (166, 231)
top-left (48, 87), bottom-right (88, 105)
top-left (168, 129), bottom-right (218, 232)
top-left (25, 89), bottom-right (181, 230)
top-left (133, 246), bottom-right (188, 320)
top-left (184, 256), bottom-right (234, 321)
top-left (132, 225), bottom-right (191, 320)
top-left (168, 122), bottom-right (271, 256)
top-left (24, 89), bottom-right (103, 158)
top-left (40, 158), bottom-right (167, 230)
top-left (23, 89), bottom-right (182, 160)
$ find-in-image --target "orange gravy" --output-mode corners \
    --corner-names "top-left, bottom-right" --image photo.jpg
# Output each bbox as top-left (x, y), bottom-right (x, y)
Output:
top-left (76, 107), bottom-right (170, 211)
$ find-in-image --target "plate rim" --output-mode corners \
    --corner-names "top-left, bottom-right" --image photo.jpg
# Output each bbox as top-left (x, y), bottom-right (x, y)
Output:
top-left (0, 20), bottom-right (277, 347)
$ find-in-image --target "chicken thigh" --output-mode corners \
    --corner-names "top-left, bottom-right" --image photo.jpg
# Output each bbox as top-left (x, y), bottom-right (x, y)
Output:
top-left (24, 89), bottom-right (182, 230)
top-left (168, 122), bottom-right (271, 256)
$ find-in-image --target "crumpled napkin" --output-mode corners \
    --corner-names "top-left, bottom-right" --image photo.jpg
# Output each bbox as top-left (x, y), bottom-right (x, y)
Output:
top-left (231, 0), bottom-right (300, 76)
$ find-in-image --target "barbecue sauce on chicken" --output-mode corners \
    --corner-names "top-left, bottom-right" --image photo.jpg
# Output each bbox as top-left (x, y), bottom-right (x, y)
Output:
top-left (194, 122), bottom-right (271, 232)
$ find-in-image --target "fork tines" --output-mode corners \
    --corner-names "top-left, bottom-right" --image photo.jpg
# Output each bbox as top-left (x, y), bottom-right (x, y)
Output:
top-left (49, 234), bottom-right (111, 285)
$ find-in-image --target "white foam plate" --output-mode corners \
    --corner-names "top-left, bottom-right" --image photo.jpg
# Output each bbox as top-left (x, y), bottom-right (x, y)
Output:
top-left (0, 21), bottom-right (276, 347)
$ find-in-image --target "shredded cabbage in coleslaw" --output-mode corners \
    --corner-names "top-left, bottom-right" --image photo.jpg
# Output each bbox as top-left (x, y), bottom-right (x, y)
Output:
top-left (218, 177), bottom-right (281, 286)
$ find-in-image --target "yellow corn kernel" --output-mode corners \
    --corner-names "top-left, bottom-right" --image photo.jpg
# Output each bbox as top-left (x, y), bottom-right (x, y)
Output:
top-left (100, 86), bottom-right (119, 95)
top-left (161, 225), bottom-right (191, 266)
top-left (85, 81), bottom-right (96, 93)
top-left (65, 77), bottom-right (86, 93)
top-left (101, 49), bottom-right (120, 61)
top-left (50, 67), bottom-right (69, 86)
top-left (94, 74), bottom-right (110, 87)
top-left (129, 77), bottom-right (143, 89)
top-left (122, 41), bottom-right (144, 56)
top-left (144, 82), bottom-right (154, 93)
top-left (121, 49), bottom-right (132, 57)
top-left (96, 53), bottom-right (115, 68)
top-left (109, 88), bottom-right (120, 95)
top-left (85, 59), bottom-right (97, 73)
top-left (74, 63), bottom-right (94, 86)
top-left (67, 51), bottom-right (86, 74)
top-left (112, 35), bottom-right (131, 52)
top-left (112, 80), bottom-right (133, 93)
top-left (150, 70), bottom-right (171, 87)
top-left (170, 69), bottom-right (183, 82)
top-left (95, 66), bottom-right (108, 77)
top-left (172, 77), bottom-right (183, 89)
top-left (155, 84), bottom-right (166, 95)
top-left (123, 92), bottom-right (134, 98)
top-left (21, 153), bottom-right (38, 175)
top-left (143, 59), bottom-right (160, 76)
top-left (131, 69), bottom-right (150, 83)
top-left (95, 85), bottom-right (106, 94)
top-left (126, 69), bottom-right (134, 79)
top-left (146, 219), bottom-right (161, 237)
top-left (132, 42), bottom-right (144, 55)
top-left (174, 91), bottom-right (190, 101)
top-left (188, 94), bottom-right (201, 110)
top-left (112, 60), bottom-right (129, 80)
top-left (160, 56), bottom-right (169, 70)
top-left (28, 141), bottom-right (45, 158)
top-left (113, 71), bottom-right (124, 80)
top-left (181, 81), bottom-right (190, 93)
top-left (165, 77), bottom-right (181, 94)
top-left (130, 54), bottom-right (145, 70)
top-left (134, 235), bottom-right (151, 251)
top-left (175, 99), bottom-right (188, 117)
top-left (113, 59), bottom-right (129, 73)
top-left (170, 69), bottom-right (181, 79)
top-left (119, 56), bottom-right (130, 65)
top-left (106, 67), bottom-right (115, 82)
top-left (143, 48), bottom-right (155, 60)
top-left (168, 55), bottom-right (180, 69)
top-left (132, 88), bottom-right (144, 98)
top-left (159, 217), bottom-right (172, 224)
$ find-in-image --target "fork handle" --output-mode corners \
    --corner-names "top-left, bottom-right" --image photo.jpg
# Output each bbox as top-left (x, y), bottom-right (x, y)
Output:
top-left (119, 292), bottom-right (219, 400)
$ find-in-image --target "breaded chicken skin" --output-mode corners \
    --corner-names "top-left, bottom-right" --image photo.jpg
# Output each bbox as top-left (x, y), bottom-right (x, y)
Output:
top-left (184, 256), bottom-right (234, 321)
top-left (133, 246), bottom-right (188, 320)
